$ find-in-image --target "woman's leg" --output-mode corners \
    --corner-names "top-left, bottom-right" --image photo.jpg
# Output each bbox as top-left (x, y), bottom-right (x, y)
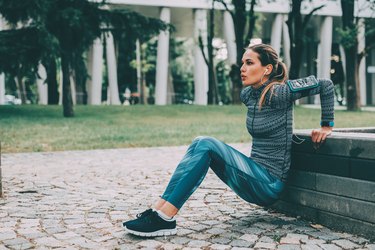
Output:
top-left (123, 136), bottom-right (284, 237)
top-left (160, 136), bottom-right (284, 211)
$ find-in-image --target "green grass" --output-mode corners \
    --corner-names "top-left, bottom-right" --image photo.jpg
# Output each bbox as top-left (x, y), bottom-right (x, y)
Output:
top-left (0, 105), bottom-right (374, 153)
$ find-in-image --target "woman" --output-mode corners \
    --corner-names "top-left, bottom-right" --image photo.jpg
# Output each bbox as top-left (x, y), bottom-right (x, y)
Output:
top-left (123, 44), bottom-right (335, 237)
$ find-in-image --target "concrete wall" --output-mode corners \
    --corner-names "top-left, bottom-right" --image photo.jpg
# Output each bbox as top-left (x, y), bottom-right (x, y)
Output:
top-left (272, 128), bottom-right (375, 240)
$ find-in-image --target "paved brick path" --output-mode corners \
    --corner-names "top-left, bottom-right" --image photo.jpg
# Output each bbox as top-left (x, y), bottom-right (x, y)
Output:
top-left (1, 144), bottom-right (374, 249)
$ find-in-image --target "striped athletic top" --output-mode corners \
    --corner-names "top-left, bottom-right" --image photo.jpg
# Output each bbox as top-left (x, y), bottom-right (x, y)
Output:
top-left (240, 76), bottom-right (335, 181)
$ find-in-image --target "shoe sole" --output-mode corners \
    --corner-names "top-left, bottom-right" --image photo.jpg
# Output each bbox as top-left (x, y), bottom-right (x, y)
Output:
top-left (123, 226), bottom-right (177, 237)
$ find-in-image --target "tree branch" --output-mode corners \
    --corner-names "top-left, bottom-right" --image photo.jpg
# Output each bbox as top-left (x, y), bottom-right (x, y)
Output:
top-left (214, 0), bottom-right (235, 20)
top-left (198, 34), bottom-right (209, 66)
top-left (358, 43), bottom-right (375, 62)
top-left (245, 0), bottom-right (257, 45)
top-left (302, 4), bottom-right (325, 30)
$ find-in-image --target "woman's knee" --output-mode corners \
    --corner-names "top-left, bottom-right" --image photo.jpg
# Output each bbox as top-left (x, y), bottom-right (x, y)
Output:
top-left (192, 136), bottom-right (205, 143)
top-left (193, 135), bottom-right (216, 143)
top-left (193, 136), bottom-right (221, 150)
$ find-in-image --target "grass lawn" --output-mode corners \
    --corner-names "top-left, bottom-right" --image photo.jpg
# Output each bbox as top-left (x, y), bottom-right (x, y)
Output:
top-left (0, 105), bottom-right (374, 153)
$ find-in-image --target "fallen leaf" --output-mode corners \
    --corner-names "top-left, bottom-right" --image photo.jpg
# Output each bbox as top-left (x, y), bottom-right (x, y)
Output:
top-left (310, 224), bottom-right (324, 229)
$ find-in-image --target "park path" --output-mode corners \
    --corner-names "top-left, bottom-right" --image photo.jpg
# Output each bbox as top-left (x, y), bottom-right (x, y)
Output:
top-left (1, 144), bottom-right (374, 249)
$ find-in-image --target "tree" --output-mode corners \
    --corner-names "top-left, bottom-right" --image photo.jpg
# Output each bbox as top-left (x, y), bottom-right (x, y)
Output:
top-left (110, 9), bottom-right (171, 104)
top-left (0, 0), bottom-right (169, 116)
top-left (338, 0), bottom-right (375, 110)
top-left (286, 0), bottom-right (325, 79)
top-left (215, 0), bottom-right (257, 104)
top-left (0, 27), bottom-right (51, 104)
top-left (198, 1), bottom-right (219, 104)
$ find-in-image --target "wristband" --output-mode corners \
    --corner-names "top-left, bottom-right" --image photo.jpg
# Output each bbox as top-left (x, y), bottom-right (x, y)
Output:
top-left (320, 121), bottom-right (334, 127)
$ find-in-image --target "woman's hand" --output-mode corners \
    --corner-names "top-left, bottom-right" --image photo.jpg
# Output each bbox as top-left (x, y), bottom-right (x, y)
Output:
top-left (311, 127), bottom-right (333, 149)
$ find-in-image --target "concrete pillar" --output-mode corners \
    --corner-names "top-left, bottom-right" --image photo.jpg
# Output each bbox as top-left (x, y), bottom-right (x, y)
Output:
top-left (271, 14), bottom-right (284, 56)
top-left (317, 16), bottom-right (333, 79)
top-left (316, 16), bottom-right (333, 104)
top-left (223, 11), bottom-right (236, 65)
top-left (59, 70), bottom-right (62, 105)
top-left (0, 16), bottom-right (5, 105)
top-left (194, 9), bottom-right (209, 105)
top-left (155, 7), bottom-right (171, 105)
top-left (358, 18), bottom-right (367, 106)
top-left (87, 38), bottom-right (103, 105)
top-left (282, 15), bottom-right (291, 68)
top-left (70, 75), bottom-right (76, 105)
top-left (37, 64), bottom-right (48, 105)
top-left (105, 31), bottom-right (121, 105)
top-left (136, 39), bottom-right (142, 99)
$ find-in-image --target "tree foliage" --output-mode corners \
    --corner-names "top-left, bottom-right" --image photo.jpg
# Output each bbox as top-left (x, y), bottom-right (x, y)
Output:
top-left (0, 27), bottom-right (53, 103)
top-left (0, 0), bottom-right (169, 116)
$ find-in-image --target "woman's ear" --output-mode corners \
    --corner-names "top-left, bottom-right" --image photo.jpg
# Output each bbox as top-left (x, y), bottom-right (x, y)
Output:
top-left (265, 64), bottom-right (273, 75)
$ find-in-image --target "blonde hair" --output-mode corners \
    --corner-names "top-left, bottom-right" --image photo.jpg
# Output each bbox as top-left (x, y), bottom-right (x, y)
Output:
top-left (246, 44), bottom-right (288, 109)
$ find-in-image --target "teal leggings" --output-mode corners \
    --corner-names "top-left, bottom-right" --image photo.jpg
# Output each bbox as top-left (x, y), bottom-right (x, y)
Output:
top-left (161, 136), bottom-right (285, 209)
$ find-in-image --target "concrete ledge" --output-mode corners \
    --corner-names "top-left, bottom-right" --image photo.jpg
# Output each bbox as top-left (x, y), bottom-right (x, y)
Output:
top-left (272, 127), bottom-right (375, 240)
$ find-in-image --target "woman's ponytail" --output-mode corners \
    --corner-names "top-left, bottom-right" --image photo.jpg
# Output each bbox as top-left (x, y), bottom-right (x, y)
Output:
top-left (273, 61), bottom-right (288, 83)
top-left (258, 61), bottom-right (288, 110)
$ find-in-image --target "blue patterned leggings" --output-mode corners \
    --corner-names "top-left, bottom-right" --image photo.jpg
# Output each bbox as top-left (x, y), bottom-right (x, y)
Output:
top-left (161, 136), bottom-right (285, 209)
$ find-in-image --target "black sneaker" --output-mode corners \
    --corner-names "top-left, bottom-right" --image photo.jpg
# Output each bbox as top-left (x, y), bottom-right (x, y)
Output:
top-left (122, 210), bottom-right (177, 237)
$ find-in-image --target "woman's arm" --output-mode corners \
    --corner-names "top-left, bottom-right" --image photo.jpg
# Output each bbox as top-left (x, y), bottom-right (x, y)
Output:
top-left (309, 78), bottom-right (335, 144)
top-left (269, 76), bottom-right (335, 143)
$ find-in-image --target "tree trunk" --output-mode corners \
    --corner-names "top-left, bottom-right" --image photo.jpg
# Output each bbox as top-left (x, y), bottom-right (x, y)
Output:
top-left (61, 53), bottom-right (74, 117)
top-left (44, 57), bottom-right (59, 105)
top-left (207, 6), bottom-right (218, 104)
top-left (140, 71), bottom-right (147, 104)
top-left (15, 74), bottom-right (27, 104)
top-left (245, 0), bottom-right (257, 44)
top-left (232, 1), bottom-right (246, 104)
top-left (289, 37), bottom-right (304, 79)
top-left (344, 46), bottom-right (361, 110)
top-left (287, 0), bottom-right (303, 79)
top-left (341, 0), bottom-right (361, 111)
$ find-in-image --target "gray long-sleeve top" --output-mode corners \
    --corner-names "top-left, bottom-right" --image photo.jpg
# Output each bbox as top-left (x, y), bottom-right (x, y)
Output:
top-left (240, 76), bottom-right (335, 181)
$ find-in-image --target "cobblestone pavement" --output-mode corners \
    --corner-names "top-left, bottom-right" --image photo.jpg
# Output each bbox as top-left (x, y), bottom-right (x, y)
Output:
top-left (1, 144), bottom-right (374, 250)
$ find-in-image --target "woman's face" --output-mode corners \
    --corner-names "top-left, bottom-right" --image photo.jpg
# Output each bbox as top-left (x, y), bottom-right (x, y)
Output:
top-left (240, 49), bottom-right (269, 88)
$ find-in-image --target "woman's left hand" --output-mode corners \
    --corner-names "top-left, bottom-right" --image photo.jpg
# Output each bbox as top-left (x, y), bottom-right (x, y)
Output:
top-left (311, 127), bottom-right (333, 148)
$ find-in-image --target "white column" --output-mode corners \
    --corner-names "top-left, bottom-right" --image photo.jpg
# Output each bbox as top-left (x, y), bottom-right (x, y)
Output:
top-left (316, 16), bottom-right (333, 104)
top-left (87, 38), bottom-right (103, 105)
top-left (223, 11), bottom-right (236, 65)
top-left (358, 18), bottom-right (367, 106)
top-left (317, 16), bottom-right (333, 79)
top-left (37, 64), bottom-right (48, 104)
top-left (70, 75), bottom-right (76, 105)
top-left (282, 15), bottom-right (291, 68)
top-left (59, 70), bottom-right (62, 105)
top-left (0, 16), bottom-right (5, 105)
top-left (105, 31), bottom-right (121, 105)
top-left (194, 9), bottom-right (209, 105)
top-left (155, 7), bottom-right (171, 105)
top-left (271, 14), bottom-right (284, 55)
top-left (136, 39), bottom-right (142, 99)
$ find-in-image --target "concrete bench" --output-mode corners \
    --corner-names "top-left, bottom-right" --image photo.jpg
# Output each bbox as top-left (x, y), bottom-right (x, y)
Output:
top-left (272, 127), bottom-right (375, 240)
